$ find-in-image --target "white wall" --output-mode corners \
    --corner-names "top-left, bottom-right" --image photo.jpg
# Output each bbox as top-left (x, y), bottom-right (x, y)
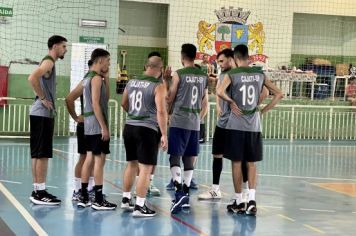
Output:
top-left (122, 0), bottom-right (356, 69)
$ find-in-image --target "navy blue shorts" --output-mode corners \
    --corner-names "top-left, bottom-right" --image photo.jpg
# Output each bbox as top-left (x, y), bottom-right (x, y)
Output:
top-left (168, 127), bottom-right (199, 156)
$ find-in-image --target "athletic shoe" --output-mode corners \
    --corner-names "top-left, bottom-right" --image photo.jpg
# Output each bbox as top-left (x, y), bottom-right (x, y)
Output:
top-left (72, 189), bottom-right (82, 201)
top-left (91, 200), bottom-right (117, 211)
top-left (170, 191), bottom-right (189, 214)
top-left (147, 182), bottom-right (161, 196)
top-left (227, 199), bottom-right (245, 214)
top-left (245, 200), bottom-right (257, 216)
top-left (199, 138), bottom-right (205, 143)
top-left (29, 190), bottom-right (61, 206)
top-left (89, 190), bottom-right (106, 202)
top-left (166, 179), bottom-right (175, 190)
top-left (121, 197), bottom-right (134, 211)
top-left (190, 178), bottom-right (199, 189)
top-left (77, 197), bottom-right (91, 208)
top-left (132, 204), bottom-right (156, 217)
top-left (182, 184), bottom-right (190, 208)
top-left (198, 188), bottom-right (222, 200)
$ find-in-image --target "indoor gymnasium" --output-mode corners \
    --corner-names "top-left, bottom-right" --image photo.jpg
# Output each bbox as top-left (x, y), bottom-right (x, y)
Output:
top-left (0, 0), bottom-right (356, 235)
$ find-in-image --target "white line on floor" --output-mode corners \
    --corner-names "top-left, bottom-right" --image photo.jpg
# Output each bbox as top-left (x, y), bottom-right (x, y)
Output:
top-left (53, 148), bottom-right (356, 182)
top-left (300, 208), bottom-right (336, 213)
top-left (0, 179), bottom-right (22, 184)
top-left (0, 182), bottom-right (48, 236)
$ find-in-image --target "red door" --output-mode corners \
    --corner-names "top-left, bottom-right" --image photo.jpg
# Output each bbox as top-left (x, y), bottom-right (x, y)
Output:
top-left (0, 66), bottom-right (9, 106)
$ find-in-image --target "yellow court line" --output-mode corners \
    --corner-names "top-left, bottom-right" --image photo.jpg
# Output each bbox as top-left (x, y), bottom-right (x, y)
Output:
top-left (0, 182), bottom-right (48, 236)
top-left (303, 224), bottom-right (325, 234)
top-left (310, 183), bottom-right (356, 198)
top-left (277, 214), bottom-right (296, 222)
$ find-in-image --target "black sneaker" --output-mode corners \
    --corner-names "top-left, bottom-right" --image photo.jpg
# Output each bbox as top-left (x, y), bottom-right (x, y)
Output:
top-left (132, 204), bottom-right (156, 217)
top-left (72, 189), bottom-right (82, 201)
top-left (91, 199), bottom-right (117, 211)
top-left (226, 199), bottom-right (245, 214)
top-left (29, 190), bottom-right (61, 206)
top-left (77, 196), bottom-right (91, 208)
top-left (121, 197), bottom-right (134, 211)
top-left (245, 200), bottom-right (257, 216)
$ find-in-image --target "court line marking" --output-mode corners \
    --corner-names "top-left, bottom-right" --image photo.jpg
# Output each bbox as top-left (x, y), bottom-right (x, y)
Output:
top-left (277, 214), bottom-right (295, 222)
top-left (310, 183), bottom-right (356, 198)
top-left (53, 149), bottom-right (209, 236)
top-left (104, 179), bottom-right (209, 236)
top-left (0, 182), bottom-right (48, 236)
top-left (53, 148), bottom-right (356, 215)
top-left (300, 208), bottom-right (336, 213)
top-left (0, 180), bottom-right (22, 184)
top-left (53, 148), bottom-right (356, 182)
top-left (303, 224), bottom-right (325, 234)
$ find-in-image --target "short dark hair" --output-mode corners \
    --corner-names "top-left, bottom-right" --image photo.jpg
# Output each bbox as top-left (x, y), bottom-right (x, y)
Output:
top-left (217, 48), bottom-right (234, 59)
top-left (48, 35), bottom-right (67, 49)
top-left (148, 51), bottom-right (161, 58)
top-left (89, 48), bottom-right (110, 64)
top-left (181, 43), bottom-right (196, 61)
top-left (233, 44), bottom-right (249, 60)
top-left (88, 60), bottom-right (93, 67)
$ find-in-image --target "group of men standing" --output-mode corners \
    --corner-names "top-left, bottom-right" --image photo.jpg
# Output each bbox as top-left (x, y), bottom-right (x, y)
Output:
top-left (27, 35), bottom-right (283, 218)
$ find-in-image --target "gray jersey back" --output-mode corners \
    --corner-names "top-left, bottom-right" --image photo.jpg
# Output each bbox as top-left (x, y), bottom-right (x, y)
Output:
top-left (125, 76), bottom-right (160, 131)
top-left (216, 70), bottom-right (231, 129)
top-left (226, 67), bottom-right (265, 132)
top-left (170, 67), bottom-right (208, 131)
top-left (29, 56), bottom-right (56, 118)
top-left (83, 71), bottom-right (108, 135)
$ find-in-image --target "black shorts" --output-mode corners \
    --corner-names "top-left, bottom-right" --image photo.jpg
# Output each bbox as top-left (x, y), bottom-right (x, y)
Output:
top-left (30, 115), bottom-right (54, 158)
top-left (123, 124), bottom-right (160, 165)
top-left (212, 126), bottom-right (227, 155)
top-left (76, 123), bottom-right (86, 155)
top-left (224, 130), bottom-right (263, 162)
top-left (85, 134), bottom-right (110, 155)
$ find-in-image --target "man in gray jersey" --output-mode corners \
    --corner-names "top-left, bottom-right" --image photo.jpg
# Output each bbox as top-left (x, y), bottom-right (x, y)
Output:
top-left (65, 61), bottom-right (109, 201)
top-left (78, 48), bottom-right (116, 210)
top-left (167, 43), bottom-right (208, 214)
top-left (217, 44), bottom-right (283, 216)
top-left (28, 35), bottom-right (67, 205)
top-left (198, 49), bottom-right (269, 202)
top-left (121, 55), bottom-right (168, 217)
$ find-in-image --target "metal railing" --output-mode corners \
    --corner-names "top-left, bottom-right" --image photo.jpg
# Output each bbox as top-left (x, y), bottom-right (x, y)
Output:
top-left (1, 97), bottom-right (356, 141)
top-left (0, 97), bottom-right (119, 140)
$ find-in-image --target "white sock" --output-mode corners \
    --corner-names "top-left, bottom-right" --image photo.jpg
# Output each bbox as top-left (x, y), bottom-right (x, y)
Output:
top-left (242, 181), bottom-right (249, 191)
top-left (211, 184), bottom-right (220, 191)
top-left (74, 177), bottom-right (81, 192)
top-left (183, 170), bottom-right (194, 187)
top-left (248, 189), bottom-right (256, 201)
top-left (136, 197), bottom-right (145, 207)
top-left (150, 175), bottom-right (154, 181)
top-left (88, 177), bottom-right (95, 191)
top-left (170, 166), bottom-right (182, 184)
top-left (123, 192), bottom-right (131, 199)
top-left (38, 183), bottom-right (46, 191)
top-left (235, 193), bottom-right (242, 204)
top-left (33, 183), bottom-right (39, 191)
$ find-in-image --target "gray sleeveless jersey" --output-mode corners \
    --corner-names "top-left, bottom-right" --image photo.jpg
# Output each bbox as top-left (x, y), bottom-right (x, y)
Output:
top-left (216, 70), bottom-right (231, 129)
top-left (170, 67), bottom-right (208, 131)
top-left (29, 56), bottom-right (56, 118)
top-left (226, 67), bottom-right (265, 132)
top-left (125, 75), bottom-right (160, 132)
top-left (83, 71), bottom-right (108, 135)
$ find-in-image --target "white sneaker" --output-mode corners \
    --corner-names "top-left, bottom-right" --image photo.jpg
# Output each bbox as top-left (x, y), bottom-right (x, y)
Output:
top-left (198, 188), bottom-right (222, 200)
top-left (148, 183), bottom-right (161, 196)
